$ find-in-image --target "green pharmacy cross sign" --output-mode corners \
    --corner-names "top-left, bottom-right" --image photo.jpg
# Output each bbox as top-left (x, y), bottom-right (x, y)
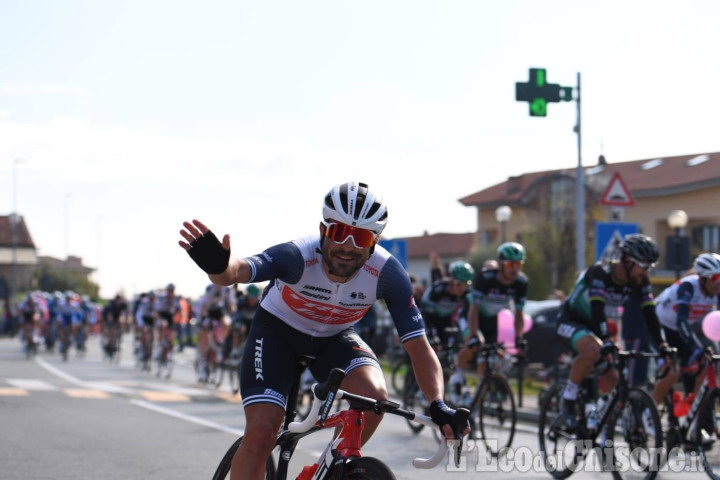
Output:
top-left (515, 68), bottom-right (573, 116)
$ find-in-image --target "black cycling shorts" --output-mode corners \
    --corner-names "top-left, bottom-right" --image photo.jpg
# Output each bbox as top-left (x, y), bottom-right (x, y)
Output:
top-left (555, 315), bottom-right (596, 354)
top-left (158, 311), bottom-right (174, 326)
top-left (239, 307), bottom-right (381, 410)
top-left (479, 315), bottom-right (498, 345)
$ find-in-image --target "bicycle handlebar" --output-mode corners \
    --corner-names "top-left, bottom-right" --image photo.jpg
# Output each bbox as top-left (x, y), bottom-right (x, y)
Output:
top-left (287, 372), bottom-right (469, 469)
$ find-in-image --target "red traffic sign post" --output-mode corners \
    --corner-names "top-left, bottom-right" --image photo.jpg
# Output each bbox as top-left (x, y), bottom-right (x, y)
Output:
top-left (600, 171), bottom-right (635, 207)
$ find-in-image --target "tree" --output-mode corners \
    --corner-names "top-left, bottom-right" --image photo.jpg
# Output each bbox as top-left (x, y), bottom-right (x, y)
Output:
top-left (521, 219), bottom-right (578, 300)
top-left (33, 264), bottom-right (100, 300)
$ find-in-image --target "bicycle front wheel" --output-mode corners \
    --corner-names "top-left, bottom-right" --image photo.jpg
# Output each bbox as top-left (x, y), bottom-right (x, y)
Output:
top-left (697, 391), bottom-right (720, 479)
top-left (475, 373), bottom-right (516, 456)
top-left (344, 456), bottom-right (396, 480)
top-left (537, 380), bottom-right (587, 479)
top-left (211, 436), bottom-right (275, 480)
top-left (607, 387), bottom-right (663, 480)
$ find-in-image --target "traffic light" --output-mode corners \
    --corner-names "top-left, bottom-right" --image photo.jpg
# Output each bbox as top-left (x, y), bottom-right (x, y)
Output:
top-left (515, 68), bottom-right (572, 117)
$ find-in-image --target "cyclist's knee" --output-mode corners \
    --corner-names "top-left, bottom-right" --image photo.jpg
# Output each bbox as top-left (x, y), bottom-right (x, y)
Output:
top-left (243, 411), bottom-right (283, 451)
top-left (342, 365), bottom-right (387, 400)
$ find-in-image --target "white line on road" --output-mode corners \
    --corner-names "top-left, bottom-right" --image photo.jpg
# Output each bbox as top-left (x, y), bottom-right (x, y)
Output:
top-left (130, 399), bottom-right (244, 437)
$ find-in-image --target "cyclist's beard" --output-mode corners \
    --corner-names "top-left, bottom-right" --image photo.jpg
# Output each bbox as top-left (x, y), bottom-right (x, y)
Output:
top-left (322, 243), bottom-right (367, 279)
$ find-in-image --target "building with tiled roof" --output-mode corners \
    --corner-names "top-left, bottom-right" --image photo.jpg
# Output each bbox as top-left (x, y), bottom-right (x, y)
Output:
top-left (0, 215), bottom-right (37, 296)
top-left (400, 152), bottom-right (720, 289)
top-left (458, 151), bottom-right (720, 285)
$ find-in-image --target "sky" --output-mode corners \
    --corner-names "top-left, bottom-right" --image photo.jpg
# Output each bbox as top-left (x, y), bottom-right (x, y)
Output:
top-left (2, 1), bottom-right (720, 299)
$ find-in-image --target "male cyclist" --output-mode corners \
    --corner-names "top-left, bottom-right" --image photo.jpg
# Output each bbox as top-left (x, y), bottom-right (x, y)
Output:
top-left (421, 260), bottom-right (474, 347)
top-left (651, 253), bottom-right (720, 406)
top-left (463, 242), bottom-right (529, 378)
top-left (556, 234), bottom-right (671, 428)
top-left (179, 181), bottom-right (469, 480)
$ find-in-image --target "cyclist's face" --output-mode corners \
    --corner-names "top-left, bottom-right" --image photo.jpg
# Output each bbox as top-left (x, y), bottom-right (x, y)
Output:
top-left (448, 279), bottom-right (469, 295)
top-left (706, 275), bottom-right (720, 295)
top-left (499, 260), bottom-right (522, 283)
top-left (627, 258), bottom-right (651, 285)
top-left (320, 223), bottom-right (371, 280)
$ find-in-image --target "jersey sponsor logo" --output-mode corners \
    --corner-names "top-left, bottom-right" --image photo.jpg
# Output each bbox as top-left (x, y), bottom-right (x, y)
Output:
top-left (412, 313), bottom-right (422, 323)
top-left (263, 388), bottom-right (284, 401)
top-left (262, 252), bottom-right (274, 263)
top-left (281, 287), bottom-right (368, 324)
top-left (254, 338), bottom-right (264, 380)
top-left (557, 323), bottom-right (575, 339)
top-left (688, 304), bottom-right (714, 322)
top-left (305, 258), bottom-right (319, 268)
top-left (300, 284), bottom-right (332, 301)
top-left (362, 264), bottom-right (379, 277)
top-left (303, 285), bottom-right (332, 294)
top-left (350, 292), bottom-right (366, 300)
top-left (300, 290), bottom-right (330, 300)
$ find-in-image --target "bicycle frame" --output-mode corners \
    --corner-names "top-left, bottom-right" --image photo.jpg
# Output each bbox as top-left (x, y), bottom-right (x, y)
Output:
top-left (679, 352), bottom-right (720, 440)
top-left (281, 372), bottom-right (467, 479)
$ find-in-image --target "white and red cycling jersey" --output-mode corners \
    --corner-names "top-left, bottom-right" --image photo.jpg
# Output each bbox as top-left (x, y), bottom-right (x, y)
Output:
top-left (656, 274), bottom-right (719, 331)
top-left (243, 234), bottom-right (425, 342)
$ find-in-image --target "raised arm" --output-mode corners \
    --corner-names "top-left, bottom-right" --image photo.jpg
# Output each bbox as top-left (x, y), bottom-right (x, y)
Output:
top-left (178, 219), bottom-right (252, 286)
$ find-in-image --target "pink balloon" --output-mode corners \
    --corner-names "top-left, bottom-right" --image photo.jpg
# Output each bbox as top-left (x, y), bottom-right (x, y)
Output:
top-left (498, 309), bottom-right (514, 331)
top-left (702, 311), bottom-right (720, 341)
top-left (523, 313), bottom-right (533, 333)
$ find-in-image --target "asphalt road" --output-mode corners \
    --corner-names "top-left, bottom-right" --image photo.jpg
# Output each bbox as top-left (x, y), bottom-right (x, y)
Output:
top-left (0, 334), bottom-right (711, 479)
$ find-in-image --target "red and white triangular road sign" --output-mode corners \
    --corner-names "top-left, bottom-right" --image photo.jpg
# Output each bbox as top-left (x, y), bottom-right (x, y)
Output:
top-left (600, 171), bottom-right (635, 206)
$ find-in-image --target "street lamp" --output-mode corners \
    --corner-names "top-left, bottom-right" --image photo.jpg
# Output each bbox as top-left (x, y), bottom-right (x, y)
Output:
top-left (495, 205), bottom-right (512, 243)
top-left (667, 209), bottom-right (689, 280)
top-left (11, 159), bottom-right (25, 299)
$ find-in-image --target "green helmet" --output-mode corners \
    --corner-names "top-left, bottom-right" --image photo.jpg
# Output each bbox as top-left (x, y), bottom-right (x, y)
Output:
top-left (246, 284), bottom-right (261, 298)
top-left (449, 261), bottom-right (474, 284)
top-left (497, 242), bottom-right (525, 262)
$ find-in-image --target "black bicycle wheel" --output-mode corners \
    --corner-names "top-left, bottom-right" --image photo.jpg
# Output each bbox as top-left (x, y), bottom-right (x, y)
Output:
top-left (607, 387), bottom-right (663, 480)
top-left (537, 380), bottom-right (588, 479)
top-left (475, 374), bottom-right (516, 456)
top-left (295, 386), bottom-right (313, 421)
top-left (401, 371), bottom-right (426, 434)
top-left (391, 359), bottom-right (409, 396)
top-left (211, 436), bottom-right (275, 480)
top-left (344, 456), bottom-right (396, 480)
top-left (697, 391), bottom-right (720, 479)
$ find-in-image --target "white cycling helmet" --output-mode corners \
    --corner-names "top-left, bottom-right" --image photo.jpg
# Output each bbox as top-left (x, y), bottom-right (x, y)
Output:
top-left (693, 253), bottom-right (720, 277)
top-left (322, 181), bottom-right (388, 234)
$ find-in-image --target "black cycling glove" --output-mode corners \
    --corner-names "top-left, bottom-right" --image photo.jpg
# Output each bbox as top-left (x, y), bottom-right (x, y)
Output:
top-left (429, 400), bottom-right (456, 430)
top-left (187, 230), bottom-right (230, 275)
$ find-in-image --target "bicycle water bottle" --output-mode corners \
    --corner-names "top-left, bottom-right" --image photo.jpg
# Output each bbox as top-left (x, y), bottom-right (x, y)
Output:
top-left (585, 402), bottom-right (598, 430)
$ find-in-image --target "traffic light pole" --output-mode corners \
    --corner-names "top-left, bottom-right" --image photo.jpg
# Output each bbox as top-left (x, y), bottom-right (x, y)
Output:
top-left (575, 72), bottom-right (584, 272)
top-left (515, 68), bottom-right (584, 271)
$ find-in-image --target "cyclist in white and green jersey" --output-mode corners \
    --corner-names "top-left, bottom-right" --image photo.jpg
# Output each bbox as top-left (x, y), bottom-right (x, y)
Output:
top-left (556, 234), bottom-right (671, 429)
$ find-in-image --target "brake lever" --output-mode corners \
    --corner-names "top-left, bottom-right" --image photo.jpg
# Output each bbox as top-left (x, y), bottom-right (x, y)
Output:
top-left (451, 408), bottom-right (471, 467)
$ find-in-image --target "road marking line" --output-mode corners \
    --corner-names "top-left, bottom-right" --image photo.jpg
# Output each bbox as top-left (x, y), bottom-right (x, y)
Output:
top-left (139, 391), bottom-right (191, 402)
top-left (64, 389), bottom-right (112, 399)
top-left (215, 392), bottom-right (243, 403)
top-left (7, 379), bottom-right (59, 391)
top-left (0, 387), bottom-right (28, 396)
top-left (35, 357), bottom-right (87, 386)
top-left (130, 399), bottom-right (243, 436)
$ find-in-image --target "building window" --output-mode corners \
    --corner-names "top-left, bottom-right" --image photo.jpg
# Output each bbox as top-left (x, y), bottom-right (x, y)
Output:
top-left (692, 224), bottom-right (720, 252)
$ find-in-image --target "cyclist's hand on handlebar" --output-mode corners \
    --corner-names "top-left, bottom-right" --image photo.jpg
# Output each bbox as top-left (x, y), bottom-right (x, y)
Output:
top-left (658, 343), bottom-right (676, 364)
top-left (178, 219), bottom-right (231, 275)
top-left (466, 336), bottom-right (480, 350)
top-left (515, 336), bottom-right (528, 356)
top-left (429, 400), bottom-right (471, 439)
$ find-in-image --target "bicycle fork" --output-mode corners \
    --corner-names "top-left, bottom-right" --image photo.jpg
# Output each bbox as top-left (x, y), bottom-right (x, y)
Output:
top-left (296, 409), bottom-right (364, 480)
